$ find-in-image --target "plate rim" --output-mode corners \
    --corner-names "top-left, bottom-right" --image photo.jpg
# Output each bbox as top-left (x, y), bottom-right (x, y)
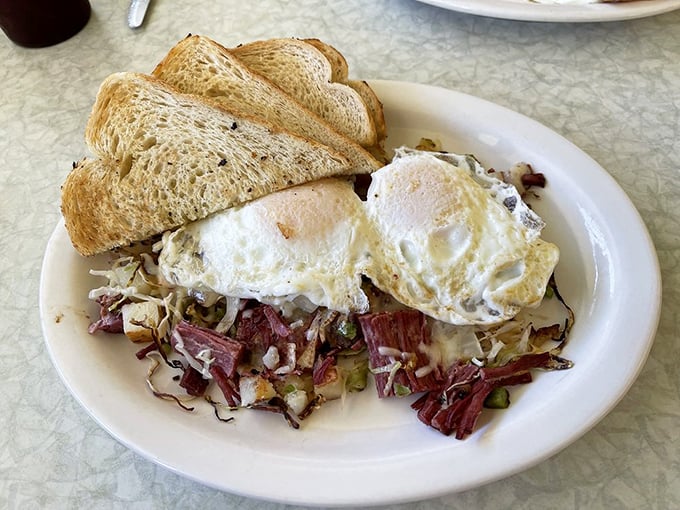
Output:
top-left (40, 79), bottom-right (662, 506)
top-left (414, 0), bottom-right (680, 22)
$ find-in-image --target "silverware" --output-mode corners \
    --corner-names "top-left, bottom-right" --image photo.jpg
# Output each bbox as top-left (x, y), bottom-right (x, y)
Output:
top-left (127, 0), bottom-right (151, 28)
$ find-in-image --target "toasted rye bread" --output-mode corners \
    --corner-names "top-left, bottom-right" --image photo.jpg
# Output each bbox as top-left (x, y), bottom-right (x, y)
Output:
top-left (151, 35), bottom-right (381, 175)
top-left (63, 72), bottom-right (355, 256)
top-left (302, 38), bottom-right (387, 147)
top-left (232, 38), bottom-right (378, 148)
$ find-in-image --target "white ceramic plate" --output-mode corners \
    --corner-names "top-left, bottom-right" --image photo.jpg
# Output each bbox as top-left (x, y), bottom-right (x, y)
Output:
top-left (40, 80), bottom-right (661, 507)
top-left (414, 0), bottom-right (680, 22)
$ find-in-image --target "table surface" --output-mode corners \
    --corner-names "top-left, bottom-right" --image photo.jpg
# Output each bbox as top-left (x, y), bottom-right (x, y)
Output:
top-left (2, 0), bottom-right (679, 508)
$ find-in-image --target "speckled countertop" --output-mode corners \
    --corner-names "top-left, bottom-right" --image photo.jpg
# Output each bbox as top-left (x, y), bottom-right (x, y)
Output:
top-left (2, 0), bottom-right (679, 508)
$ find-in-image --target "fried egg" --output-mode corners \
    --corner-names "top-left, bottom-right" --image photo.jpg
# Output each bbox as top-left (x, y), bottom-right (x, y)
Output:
top-left (159, 148), bottom-right (558, 326)
top-left (159, 178), bottom-right (371, 314)
top-left (363, 150), bottom-right (559, 325)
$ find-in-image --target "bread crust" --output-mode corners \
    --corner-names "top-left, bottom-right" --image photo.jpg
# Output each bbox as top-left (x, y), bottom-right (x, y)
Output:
top-left (233, 38), bottom-right (378, 148)
top-left (302, 38), bottom-right (387, 147)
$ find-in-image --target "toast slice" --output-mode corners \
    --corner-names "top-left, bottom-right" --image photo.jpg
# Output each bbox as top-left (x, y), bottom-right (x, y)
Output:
top-left (151, 35), bottom-right (381, 175)
top-left (63, 72), bottom-right (355, 256)
top-left (302, 38), bottom-right (387, 147)
top-left (232, 38), bottom-right (378, 148)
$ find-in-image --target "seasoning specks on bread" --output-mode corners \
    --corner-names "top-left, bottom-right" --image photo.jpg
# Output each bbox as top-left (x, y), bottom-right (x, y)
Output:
top-left (60, 36), bottom-right (386, 257)
top-left (152, 35), bottom-right (382, 174)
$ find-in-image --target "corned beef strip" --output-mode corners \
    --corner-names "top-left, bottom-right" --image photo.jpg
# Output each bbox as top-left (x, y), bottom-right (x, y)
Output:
top-left (413, 351), bottom-right (572, 439)
top-left (235, 305), bottom-right (278, 351)
top-left (88, 294), bottom-right (125, 334)
top-left (135, 341), bottom-right (159, 360)
top-left (236, 304), bottom-right (309, 356)
top-left (211, 366), bottom-right (241, 407)
top-left (262, 305), bottom-right (292, 337)
top-left (171, 320), bottom-right (245, 379)
top-left (358, 309), bottom-right (441, 397)
top-left (179, 366), bottom-right (210, 396)
top-left (312, 354), bottom-right (337, 386)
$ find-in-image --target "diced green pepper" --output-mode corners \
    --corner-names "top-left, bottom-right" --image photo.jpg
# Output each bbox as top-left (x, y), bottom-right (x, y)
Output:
top-left (484, 387), bottom-right (510, 409)
top-left (337, 319), bottom-right (357, 340)
top-left (343, 357), bottom-right (368, 392)
top-left (393, 383), bottom-right (412, 397)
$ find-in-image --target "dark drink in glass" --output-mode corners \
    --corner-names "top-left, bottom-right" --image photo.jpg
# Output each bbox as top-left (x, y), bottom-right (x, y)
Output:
top-left (0, 0), bottom-right (91, 48)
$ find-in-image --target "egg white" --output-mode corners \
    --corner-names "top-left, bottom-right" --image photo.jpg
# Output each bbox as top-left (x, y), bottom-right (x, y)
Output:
top-left (159, 177), bottom-right (371, 314)
top-left (363, 151), bottom-right (559, 325)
